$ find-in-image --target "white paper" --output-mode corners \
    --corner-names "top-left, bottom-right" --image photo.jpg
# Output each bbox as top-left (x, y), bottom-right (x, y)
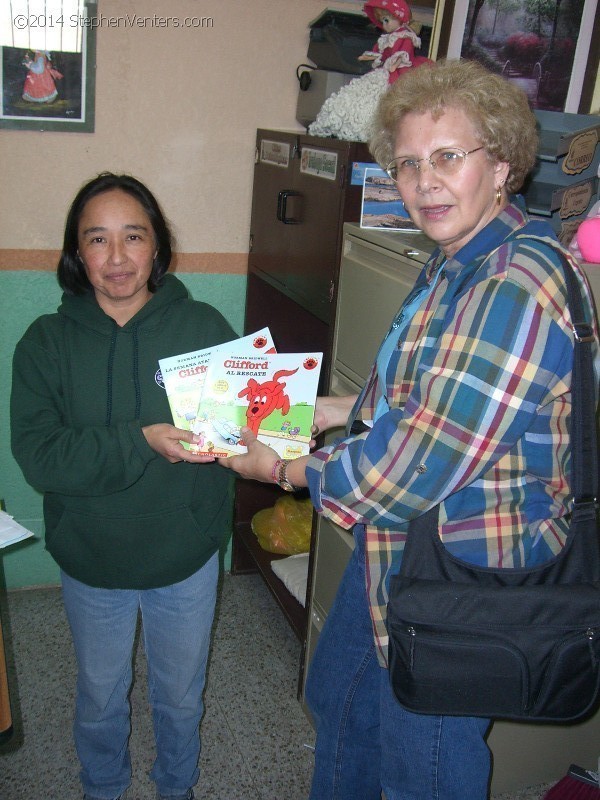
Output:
top-left (0, 510), bottom-right (35, 549)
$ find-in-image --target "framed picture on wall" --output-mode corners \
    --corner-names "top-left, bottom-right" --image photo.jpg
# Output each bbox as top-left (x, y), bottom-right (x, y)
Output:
top-left (436, 0), bottom-right (599, 113)
top-left (0, 10), bottom-right (96, 132)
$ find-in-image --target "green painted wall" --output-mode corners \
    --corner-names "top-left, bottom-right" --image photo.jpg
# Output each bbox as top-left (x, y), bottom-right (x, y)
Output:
top-left (1, 270), bottom-right (246, 589)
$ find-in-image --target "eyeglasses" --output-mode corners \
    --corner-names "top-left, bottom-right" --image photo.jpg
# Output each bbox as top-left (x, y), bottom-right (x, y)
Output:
top-left (385, 147), bottom-right (485, 183)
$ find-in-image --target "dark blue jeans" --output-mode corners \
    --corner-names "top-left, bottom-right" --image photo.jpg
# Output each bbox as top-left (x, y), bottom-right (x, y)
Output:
top-left (304, 531), bottom-right (491, 800)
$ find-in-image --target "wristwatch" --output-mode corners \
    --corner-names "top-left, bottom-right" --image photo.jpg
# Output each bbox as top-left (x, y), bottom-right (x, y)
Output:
top-left (273, 459), bottom-right (298, 492)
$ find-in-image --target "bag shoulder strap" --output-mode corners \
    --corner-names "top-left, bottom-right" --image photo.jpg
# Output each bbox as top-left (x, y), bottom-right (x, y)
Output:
top-left (398, 237), bottom-right (599, 583)
top-left (514, 235), bottom-right (598, 510)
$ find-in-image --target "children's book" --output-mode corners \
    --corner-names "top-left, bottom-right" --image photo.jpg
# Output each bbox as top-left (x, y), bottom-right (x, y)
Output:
top-left (194, 351), bottom-right (323, 458)
top-left (158, 328), bottom-right (275, 452)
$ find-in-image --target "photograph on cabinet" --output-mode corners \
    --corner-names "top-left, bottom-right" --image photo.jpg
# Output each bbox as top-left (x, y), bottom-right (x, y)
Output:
top-left (361, 167), bottom-right (421, 230)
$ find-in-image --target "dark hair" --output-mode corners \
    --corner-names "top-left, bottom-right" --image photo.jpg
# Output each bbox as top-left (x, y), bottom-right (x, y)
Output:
top-left (57, 172), bottom-right (172, 295)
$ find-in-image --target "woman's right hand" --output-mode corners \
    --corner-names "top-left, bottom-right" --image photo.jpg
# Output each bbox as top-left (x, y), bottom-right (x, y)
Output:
top-left (142, 424), bottom-right (215, 464)
top-left (311, 394), bottom-right (358, 445)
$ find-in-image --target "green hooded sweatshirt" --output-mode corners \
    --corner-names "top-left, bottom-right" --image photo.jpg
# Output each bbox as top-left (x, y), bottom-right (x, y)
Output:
top-left (11, 274), bottom-right (236, 589)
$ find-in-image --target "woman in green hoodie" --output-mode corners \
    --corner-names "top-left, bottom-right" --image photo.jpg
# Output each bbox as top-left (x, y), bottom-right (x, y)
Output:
top-left (10, 173), bottom-right (237, 800)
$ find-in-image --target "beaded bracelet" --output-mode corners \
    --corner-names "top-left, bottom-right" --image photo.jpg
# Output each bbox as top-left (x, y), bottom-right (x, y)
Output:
top-left (271, 459), bottom-right (283, 484)
top-left (271, 458), bottom-right (297, 492)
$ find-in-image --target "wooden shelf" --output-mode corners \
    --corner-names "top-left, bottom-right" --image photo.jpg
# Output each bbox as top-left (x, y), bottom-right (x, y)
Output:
top-left (231, 521), bottom-right (307, 641)
top-left (230, 131), bottom-right (371, 675)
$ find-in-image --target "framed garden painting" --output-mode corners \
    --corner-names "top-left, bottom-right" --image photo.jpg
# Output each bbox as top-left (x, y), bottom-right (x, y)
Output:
top-left (437, 0), bottom-right (599, 112)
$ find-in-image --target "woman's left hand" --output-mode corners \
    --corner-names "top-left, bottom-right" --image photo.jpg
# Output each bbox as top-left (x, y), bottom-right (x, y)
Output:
top-left (218, 428), bottom-right (279, 482)
top-left (142, 423), bottom-right (216, 464)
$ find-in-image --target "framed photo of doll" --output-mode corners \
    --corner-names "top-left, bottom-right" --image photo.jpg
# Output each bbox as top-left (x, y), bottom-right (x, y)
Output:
top-left (0, 9), bottom-right (96, 131)
top-left (437, 0), bottom-right (599, 113)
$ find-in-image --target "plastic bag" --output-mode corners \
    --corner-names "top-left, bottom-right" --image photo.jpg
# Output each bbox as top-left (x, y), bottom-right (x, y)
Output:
top-left (251, 495), bottom-right (313, 555)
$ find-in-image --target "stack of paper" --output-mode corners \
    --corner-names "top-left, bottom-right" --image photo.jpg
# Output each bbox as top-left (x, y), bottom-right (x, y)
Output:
top-left (0, 511), bottom-right (35, 549)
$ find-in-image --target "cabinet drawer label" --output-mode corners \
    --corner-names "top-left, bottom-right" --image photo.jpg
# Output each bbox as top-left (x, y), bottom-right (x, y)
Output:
top-left (559, 180), bottom-right (595, 219)
top-left (300, 147), bottom-right (338, 180)
top-left (260, 140), bottom-right (291, 168)
top-left (563, 130), bottom-right (598, 175)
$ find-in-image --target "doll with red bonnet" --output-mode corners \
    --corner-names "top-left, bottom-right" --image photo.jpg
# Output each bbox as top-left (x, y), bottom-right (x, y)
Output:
top-left (359, 0), bottom-right (431, 84)
top-left (309, 0), bottom-right (432, 140)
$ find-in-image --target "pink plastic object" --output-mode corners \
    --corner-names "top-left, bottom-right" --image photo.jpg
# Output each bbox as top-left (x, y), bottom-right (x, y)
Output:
top-left (577, 217), bottom-right (600, 263)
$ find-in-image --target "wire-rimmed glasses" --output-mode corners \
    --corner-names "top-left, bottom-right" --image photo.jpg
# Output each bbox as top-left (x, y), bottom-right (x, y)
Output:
top-left (385, 147), bottom-right (485, 183)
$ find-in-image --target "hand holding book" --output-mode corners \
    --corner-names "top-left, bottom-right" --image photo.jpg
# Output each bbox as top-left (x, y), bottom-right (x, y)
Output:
top-left (195, 351), bottom-right (322, 459)
top-left (141, 423), bottom-right (217, 464)
top-left (159, 328), bottom-right (322, 460)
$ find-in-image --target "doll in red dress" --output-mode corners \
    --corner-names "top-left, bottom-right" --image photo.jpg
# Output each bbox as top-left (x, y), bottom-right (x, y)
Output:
top-left (359, 0), bottom-right (430, 85)
top-left (22, 51), bottom-right (63, 103)
top-left (309, 0), bottom-right (432, 140)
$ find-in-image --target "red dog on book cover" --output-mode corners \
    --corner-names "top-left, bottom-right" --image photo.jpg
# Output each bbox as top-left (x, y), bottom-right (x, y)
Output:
top-left (238, 368), bottom-right (299, 435)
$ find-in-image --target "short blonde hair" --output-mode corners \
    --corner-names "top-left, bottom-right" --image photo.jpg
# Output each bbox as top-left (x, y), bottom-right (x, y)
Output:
top-left (369, 59), bottom-right (538, 193)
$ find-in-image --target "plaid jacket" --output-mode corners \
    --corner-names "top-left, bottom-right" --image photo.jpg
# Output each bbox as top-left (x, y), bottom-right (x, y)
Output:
top-left (306, 199), bottom-right (600, 665)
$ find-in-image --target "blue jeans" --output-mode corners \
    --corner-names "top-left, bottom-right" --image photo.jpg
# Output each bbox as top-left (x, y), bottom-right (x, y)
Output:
top-left (61, 554), bottom-right (218, 800)
top-left (304, 532), bottom-right (491, 800)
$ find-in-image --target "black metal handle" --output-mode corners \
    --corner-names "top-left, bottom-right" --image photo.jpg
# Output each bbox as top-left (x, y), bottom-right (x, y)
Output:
top-left (276, 190), bottom-right (301, 224)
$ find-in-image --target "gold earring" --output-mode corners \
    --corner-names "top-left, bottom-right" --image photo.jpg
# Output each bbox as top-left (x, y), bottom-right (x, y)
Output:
top-left (496, 186), bottom-right (502, 205)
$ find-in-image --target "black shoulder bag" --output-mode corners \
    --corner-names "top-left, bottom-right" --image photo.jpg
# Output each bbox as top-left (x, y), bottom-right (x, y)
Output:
top-left (386, 253), bottom-right (600, 722)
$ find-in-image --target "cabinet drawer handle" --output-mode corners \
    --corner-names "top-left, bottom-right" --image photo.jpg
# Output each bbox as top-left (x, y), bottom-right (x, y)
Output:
top-left (277, 190), bottom-right (301, 224)
top-left (403, 249), bottom-right (420, 258)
